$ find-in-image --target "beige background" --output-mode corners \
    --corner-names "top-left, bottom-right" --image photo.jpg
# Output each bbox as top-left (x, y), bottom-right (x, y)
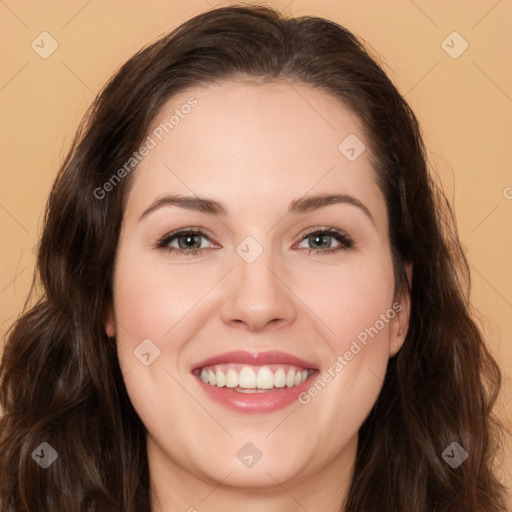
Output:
top-left (1, 0), bottom-right (510, 504)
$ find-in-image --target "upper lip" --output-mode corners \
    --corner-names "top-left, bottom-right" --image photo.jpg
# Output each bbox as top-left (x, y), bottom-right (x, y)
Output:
top-left (192, 350), bottom-right (318, 371)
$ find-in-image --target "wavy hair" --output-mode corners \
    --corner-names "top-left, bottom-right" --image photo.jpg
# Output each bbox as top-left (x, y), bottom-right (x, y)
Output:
top-left (0, 4), bottom-right (507, 511)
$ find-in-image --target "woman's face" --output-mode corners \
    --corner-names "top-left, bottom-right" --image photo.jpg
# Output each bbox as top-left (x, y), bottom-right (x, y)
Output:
top-left (106, 81), bottom-right (410, 496)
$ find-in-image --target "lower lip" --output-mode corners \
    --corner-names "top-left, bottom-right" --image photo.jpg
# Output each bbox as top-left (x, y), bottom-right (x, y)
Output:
top-left (193, 372), bottom-right (317, 414)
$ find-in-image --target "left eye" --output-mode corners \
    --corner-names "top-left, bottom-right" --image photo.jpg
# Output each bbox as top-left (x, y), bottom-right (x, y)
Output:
top-left (156, 227), bottom-right (354, 257)
top-left (296, 228), bottom-right (353, 253)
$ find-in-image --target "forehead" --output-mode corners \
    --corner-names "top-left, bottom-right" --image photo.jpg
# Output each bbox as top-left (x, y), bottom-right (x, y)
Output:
top-left (124, 81), bottom-right (387, 230)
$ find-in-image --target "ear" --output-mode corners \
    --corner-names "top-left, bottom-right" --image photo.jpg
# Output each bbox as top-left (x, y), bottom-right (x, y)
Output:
top-left (389, 263), bottom-right (412, 357)
top-left (104, 303), bottom-right (116, 338)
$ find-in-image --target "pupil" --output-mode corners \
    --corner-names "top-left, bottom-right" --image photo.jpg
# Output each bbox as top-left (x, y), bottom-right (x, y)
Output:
top-left (312, 234), bottom-right (329, 248)
top-left (180, 235), bottom-right (199, 249)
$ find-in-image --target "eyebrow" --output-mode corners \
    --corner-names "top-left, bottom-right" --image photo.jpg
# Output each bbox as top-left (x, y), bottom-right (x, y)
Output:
top-left (138, 193), bottom-right (375, 225)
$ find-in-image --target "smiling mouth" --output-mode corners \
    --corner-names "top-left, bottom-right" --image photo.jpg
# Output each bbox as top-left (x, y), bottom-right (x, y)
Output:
top-left (194, 363), bottom-right (316, 393)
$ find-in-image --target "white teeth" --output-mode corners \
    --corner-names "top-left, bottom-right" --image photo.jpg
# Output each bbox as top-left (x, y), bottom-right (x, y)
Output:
top-left (198, 365), bottom-right (312, 391)
top-left (256, 367), bottom-right (274, 389)
top-left (225, 369), bottom-right (238, 388)
top-left (215, 368), bottom-right (226, 387)
top-left (274, 368), bottom-right (286, 388)
top-left (238, 367), bottom-right (256, 388)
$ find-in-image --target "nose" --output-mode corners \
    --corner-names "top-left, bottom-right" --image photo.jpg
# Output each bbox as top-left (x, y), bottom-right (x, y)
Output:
top-left (220, 246), bottom-right (297, 332)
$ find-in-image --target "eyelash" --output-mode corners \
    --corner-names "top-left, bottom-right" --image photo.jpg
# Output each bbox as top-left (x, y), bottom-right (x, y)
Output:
top-left (155, 226), bottom-right (355, 258)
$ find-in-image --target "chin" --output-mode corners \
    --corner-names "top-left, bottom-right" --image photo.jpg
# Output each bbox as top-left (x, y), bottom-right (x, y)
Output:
top-left (207, 460), bottom-right (303, 489)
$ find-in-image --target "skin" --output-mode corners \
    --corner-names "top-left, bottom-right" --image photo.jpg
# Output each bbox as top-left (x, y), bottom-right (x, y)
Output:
top-left (105, 81), bottom-right (411, 512)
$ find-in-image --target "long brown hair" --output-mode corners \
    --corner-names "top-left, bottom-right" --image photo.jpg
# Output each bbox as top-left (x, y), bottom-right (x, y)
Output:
top-left (0, 5), bottom-right (507, 511)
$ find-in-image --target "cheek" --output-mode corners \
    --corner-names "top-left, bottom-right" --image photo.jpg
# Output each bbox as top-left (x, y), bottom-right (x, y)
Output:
top-left (110, 256), bottom-right (213, 435)
top-left (333, 270), bottom-right (395, 347)
top-left (297, 254), bottom-right (396, 352)
top-left (112, 256), bottom-right (215, 353)
top-left (294, 256), bottom-right (396, 439)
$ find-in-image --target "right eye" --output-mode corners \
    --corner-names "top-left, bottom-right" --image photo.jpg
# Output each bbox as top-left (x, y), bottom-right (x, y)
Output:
top-left (156, 228), bottom-right (218, 257)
